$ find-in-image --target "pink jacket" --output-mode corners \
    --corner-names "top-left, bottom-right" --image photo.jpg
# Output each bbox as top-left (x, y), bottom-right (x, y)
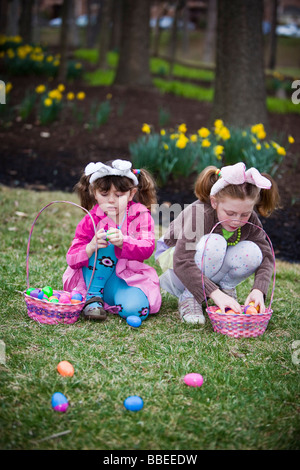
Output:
top-left (63, 201), bottom-right (161, 314)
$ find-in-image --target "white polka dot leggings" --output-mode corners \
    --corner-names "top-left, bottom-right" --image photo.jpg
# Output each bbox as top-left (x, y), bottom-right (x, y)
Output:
top-left (194, 234), bottom-right (263, 290)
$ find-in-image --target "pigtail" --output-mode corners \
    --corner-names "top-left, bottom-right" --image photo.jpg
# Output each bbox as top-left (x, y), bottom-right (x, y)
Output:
top-left (194, 166), bottom-right (220, 202)
top-left (134, 168), bottom-right (157, 210)
top-left (256, 173), bottom-right (280, 217)
top-left (74, 173), bottom-right (96, 211)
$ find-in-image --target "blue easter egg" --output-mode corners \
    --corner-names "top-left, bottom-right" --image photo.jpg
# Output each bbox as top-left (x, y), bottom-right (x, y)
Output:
top-left (51, 392), bottom-right (69, 412)
top-left (29, 288), bottom-right (41, 298)
top-left (37, 290), bottom-right (44, 299)
top-left (71, 293), bottom-right (83, 301)
top-left (126, 316), bottom-right (142, 328)
top-left (124, 395), bottom-right (144, 412)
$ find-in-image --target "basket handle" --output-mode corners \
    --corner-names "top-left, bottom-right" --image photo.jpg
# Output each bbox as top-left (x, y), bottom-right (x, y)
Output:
top-left (26, 200), bottom-right (98, 296)
top-left (200, 219), bottom-right (276, 310)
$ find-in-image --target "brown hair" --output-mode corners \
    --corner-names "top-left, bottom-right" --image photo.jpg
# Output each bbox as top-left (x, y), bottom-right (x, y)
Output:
top-left (194, 165), bottom-right (280, 217)
top-left (74, 161), bottom-right (157, 211)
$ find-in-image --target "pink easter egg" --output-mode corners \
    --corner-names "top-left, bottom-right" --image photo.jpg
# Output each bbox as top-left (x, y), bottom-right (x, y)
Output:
top-left (59, 294), bottom-right (71, 304)
top-left (184, 373), bottom-right (203, 387)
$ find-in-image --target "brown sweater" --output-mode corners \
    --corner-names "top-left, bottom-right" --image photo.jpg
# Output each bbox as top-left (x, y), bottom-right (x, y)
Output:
top-left (162, 200), bottom-right (274, 305)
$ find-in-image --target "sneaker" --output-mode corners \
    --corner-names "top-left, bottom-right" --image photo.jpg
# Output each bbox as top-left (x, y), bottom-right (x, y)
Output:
top-left (83, 297), bottom-right (107, 321)
top-left (178, 298), bottom-right (205, 325)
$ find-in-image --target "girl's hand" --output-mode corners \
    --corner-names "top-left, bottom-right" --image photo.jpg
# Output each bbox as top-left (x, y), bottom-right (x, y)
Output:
top-left (244, 289), bottom-right (265, 313)
top-left (86, 228), bottom-right (108, 257)
top-left (106, 228), bottom-right (124, 248)
top-left (209, 288), bottom-right (242, 314)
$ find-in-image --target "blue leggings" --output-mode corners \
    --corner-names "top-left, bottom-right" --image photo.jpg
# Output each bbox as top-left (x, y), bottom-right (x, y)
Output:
top-left (82, 244), bottom-right (149, 320)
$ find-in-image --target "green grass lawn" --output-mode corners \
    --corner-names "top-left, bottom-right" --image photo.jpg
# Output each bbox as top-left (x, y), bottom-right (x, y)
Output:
top-left (0, 185), bottom-right (299, 450)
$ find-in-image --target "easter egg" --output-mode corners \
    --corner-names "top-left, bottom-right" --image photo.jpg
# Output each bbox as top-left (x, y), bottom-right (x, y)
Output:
top-left (215, 308), bottom-right (222, 313)
top-left (49, 296), bottom-right (59, 303)
top-left (57, 360), bottom-right (74, 377)
top-left (26, 287), bottom-right (35, 295)
top-left (71, 299), bottom-right (81, 305)
top-left (59, 294), bottom-right (71, 304)
top-left (71, 292), bottom-right (83, 301)
top-left (51, 392), bottom-right (69, 412)
top-left (249, 301), bottom-right (260, 312)
top-left (244, 305), bottom-right (258, 315)
top-left (184, 373), bottom-right (203, 388)
top-left (126, 315), bottom-right (142, 328)
top-left (29, 288), bottom-right (41, 298)
top-left (123, 396), bottom-right (144, 412)
top-left (42, 286), bottom-right (53, 297)
top-left (224, 309), bottom-right (236, 315)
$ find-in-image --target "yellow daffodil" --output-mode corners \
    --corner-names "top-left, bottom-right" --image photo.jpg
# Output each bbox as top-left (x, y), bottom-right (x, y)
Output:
top-left (142, 123), bottom-right (151, 134)
top-left (264, 143), bottom-right (270, 149)
top-left (163, 143), bottom-right (169, 150)
top-left (178, 123), bottom-right (187, 134)
top-left (106, 93), bottom-right (112, 100)
top-left (75, 63), bottom-right (82, 69)
top-left (48, 89), bottom-right (62, 101)
top-left (44, 98), bottom-right (52, 107)
top-left (256, 143), bottom-right (261, 150)
top-left (190, 134), bottom-right (198, 142)
top-left (76, 91), bottom-right (85, 100)
top-left (176, 133), bottom-right (189, 149)
top-left (214, 145), bottom-right (224, 158)
top-left (201, 139), bottom-right (211, 147)
top-left (6, 82), bottom-right (12, 93)
top-left (214, 119), bottom-right (224, 129)
top-left (67, 92), bottom-right (75, 100)
top-left (35, 84), bottom-right (46, 94)
top-left (218, 126), bottom-right (231, 140)
top-left (57, 84), bottom-right (65, 92)
top-left (160, 129), bottom-right (166, 136)
top-left (288, 135), bottom-right (295, 144)
top-left (170, 133), bottom-right (179, 140)
top-left (276, 146), bottom-right (286, 156)
top-left (198, 127), bottom-right (210, 138)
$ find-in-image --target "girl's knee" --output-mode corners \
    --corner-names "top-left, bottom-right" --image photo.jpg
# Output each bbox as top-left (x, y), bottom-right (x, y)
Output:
top-left (115, 287), bottom-right (150, 321)
top-left (227, 241), bottom-right (262, 270)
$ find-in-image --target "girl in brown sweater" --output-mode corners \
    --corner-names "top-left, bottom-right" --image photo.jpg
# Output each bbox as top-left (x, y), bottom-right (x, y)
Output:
top-left (156, 162), bottom-right (279, 324)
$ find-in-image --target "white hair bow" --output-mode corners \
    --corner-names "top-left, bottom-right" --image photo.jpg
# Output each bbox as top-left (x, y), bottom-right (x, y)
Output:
top-left (85, 159), bottom-right (139, 186)
top-left (210, 162), bottom-right (272, 196)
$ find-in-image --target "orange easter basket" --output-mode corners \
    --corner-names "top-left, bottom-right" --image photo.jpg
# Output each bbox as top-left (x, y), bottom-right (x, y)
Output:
top-left (202, 220), bottom-right (275, 338)
top-left (23, 200), bottom-right (97, 325)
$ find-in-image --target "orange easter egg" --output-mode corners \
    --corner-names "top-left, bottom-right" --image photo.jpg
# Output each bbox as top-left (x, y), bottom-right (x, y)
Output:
top-left (224, 309), bottom-right (236, 315)
top-left (71, 298), bottom-right (81, 304)
top-left (244, 305), bottom-right (258, 315)
top-left (249, 301), bottom-right (260, 312)
top-left (57, 361), bottom-right (74, 377)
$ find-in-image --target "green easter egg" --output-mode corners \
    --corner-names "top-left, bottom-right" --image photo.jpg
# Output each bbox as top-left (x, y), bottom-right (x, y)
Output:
top-left (42, 286), bottom-right (53, 297)
top-left (26, 288), bottom-right (35, 295)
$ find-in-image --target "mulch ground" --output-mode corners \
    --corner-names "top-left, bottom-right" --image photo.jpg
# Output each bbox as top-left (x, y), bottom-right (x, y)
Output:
top-left (1, 74), bottom-right (300, 263)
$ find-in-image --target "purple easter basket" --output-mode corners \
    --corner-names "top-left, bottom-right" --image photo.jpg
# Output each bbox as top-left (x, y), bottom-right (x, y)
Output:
top-left (201, 220), bottom-right (275, 338)
top-left (23, 201), bottom-right (97, 325)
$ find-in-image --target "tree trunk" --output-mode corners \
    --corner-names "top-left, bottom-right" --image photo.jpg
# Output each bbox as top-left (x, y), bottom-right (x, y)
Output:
top-left (19, 0), bottom-right (34, 43)
top-left (97, 0), bottom-right (114, 69)
top-left (114, 0), bottom-right (152, 87)
top-left (202, 0), bottom-right (217, 64)
top-left (212, 0), bottom-right (268, 129)
top-left (58, 0), bottom-right (71, 82)
top-left (268, 0), bottom-right (278, 70)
